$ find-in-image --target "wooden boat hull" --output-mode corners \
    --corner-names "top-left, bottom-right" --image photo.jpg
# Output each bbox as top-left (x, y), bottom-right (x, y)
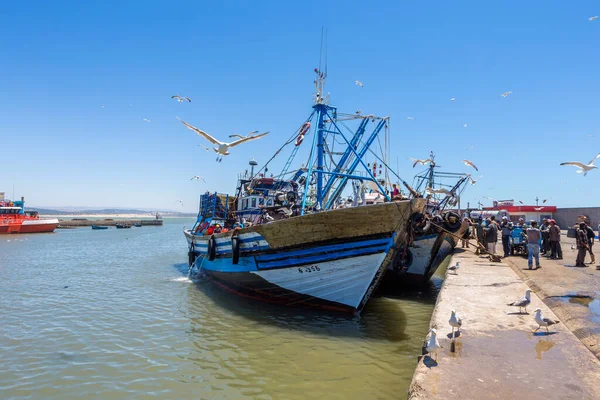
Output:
top-left (185, 199), bottom-right (425, 313)
top-left (384, 220), bottom-right (470, 286)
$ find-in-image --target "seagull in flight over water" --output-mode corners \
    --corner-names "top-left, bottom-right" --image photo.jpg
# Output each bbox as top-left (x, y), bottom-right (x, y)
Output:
top-left (589, 16), bottom-right (599, 21)
top-left (143, 118), bottom-right (151, 123)
top-left (177, 117), bottom-right (269, 162)
top-left (172, 95), bottom-right (191, 102)
top-left (190, 176), bottom-right (206, 182)
top-left (176, 200), bottom-right (184, 207)
top-left (501, 91), bottom-right (513, 97)
top-left (355, 80), bottom-right (364, 87)
top-left (560, 153), bottom-right (600, 176)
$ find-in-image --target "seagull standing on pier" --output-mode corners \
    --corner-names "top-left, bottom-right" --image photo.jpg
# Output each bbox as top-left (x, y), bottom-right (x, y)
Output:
top-left (425, 328), bottom-right (441, 362)
top-left (448, 261), bottom-right (460, 274)
top-left (507, 289), bottom-right (531, 313)
top-left (172, 95), bottom-right (191, 102)
top-left (177, 117), bottom-right (269, 162)
top-left (462, 159), bottom-right (479, 171)
top-left (533, 308), bottom-right (560, 333)
top-left (559, 153), bottom-right (600, 176)
top-left (449, 310), bottom-right (462, 338)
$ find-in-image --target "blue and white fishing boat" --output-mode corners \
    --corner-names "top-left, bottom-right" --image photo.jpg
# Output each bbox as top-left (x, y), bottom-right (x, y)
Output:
top-left (184, 67), bottom-right (426, 314)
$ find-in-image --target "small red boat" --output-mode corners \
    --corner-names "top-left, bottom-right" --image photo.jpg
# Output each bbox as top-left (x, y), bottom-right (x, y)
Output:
top-left (0, 195), bottom-right (59, 234)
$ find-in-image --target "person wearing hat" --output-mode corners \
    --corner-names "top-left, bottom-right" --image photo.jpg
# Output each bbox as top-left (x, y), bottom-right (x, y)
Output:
top-left (548, 219), bottom-right (563, 260)
top-left (575, 222), bottom-right (590, 267)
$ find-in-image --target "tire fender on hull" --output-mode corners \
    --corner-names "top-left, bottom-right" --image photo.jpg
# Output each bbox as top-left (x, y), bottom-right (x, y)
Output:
top-left (231, 236), bottom-right (240, 265)
top-left (207, 236), bottom-right (217, 261)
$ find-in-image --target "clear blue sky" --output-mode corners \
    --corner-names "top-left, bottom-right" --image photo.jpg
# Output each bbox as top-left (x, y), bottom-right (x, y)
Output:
top-left (1, 1), bottom-right (599, 212)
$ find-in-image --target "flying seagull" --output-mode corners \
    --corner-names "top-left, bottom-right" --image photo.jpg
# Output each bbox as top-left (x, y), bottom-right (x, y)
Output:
top-left (448, 261), bottom-right (460, 274)
top-left (190, 176), bottom-right (206, 182)
top-left (463, 124), bottom-right (468, 128)
top-left (462, 159), bottom-right (479, 171)
top-left (177, 117), bottom-right (269, 162)
top-left (507, 289), bottom-right (531, 313)
top-left (426, 187), bottom-right (453, 196)
top-left (450, 97), bottom-right (456, 101)
top-left (172, 95), bottom-right (191, 102)
top-left (501, 91), bottom-right (513, 97)
top-left (559, 153), bottom-right (600, 176)
top-left (465, 174), bottom-right (483, 185)
top-left (406, 116), bottom-right (415, 120)
top-left (589, 16), bottom-right (599, 21)
top-left (425, 328), bottom-right (441, 362)
top-left (410, 158), bottom-right (433, 168)
top-left (533, 308), bottom-right (560, 333)
top-left (176, 200), bottom-right (184, 207)
top-left (355, 80), bottom-right (364, 87)
top-left (229, 130), bottom-right (259, 139)
top-left (143, 118), bottom-right (151, 123)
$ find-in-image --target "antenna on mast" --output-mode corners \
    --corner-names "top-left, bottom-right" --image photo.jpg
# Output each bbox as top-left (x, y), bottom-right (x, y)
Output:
top-left (313, 28), bottom-right (329, 105)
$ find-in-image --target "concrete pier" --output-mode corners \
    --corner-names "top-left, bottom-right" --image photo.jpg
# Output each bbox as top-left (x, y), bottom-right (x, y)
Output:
top-left (408, 249), bottom-right (600, 400)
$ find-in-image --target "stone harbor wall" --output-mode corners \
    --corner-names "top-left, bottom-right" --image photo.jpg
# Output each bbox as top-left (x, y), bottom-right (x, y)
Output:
top-left (553, 207), bottom-right (600, 230)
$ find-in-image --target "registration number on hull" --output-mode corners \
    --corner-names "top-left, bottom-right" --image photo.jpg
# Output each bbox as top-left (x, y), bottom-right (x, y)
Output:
top-left (298, 265), bottom-right (320, 273)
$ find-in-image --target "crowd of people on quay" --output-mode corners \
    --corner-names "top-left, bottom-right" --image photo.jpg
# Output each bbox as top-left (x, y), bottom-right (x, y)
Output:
top-left (460, 214), bottom-right (598, 270)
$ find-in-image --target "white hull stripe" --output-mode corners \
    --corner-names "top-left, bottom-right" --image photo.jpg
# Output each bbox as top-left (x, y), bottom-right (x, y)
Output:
top-left (251, 252), bottom-right (386, 309)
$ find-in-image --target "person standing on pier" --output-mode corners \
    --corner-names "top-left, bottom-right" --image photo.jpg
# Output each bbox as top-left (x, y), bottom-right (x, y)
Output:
top-left (540, 219), bottom-right (550, 256)
top-left (548, 219), bottom-right (563, 260)
top-left (585, 222), bottom-right (595, 264)
top-left (575, 223), bottom-right (590, 267)
top-left (484, 216), bottom-right (499, 255)
top-left (500, 216), bottom-right (513, 257)
top-left (525, 221), bottom-right (542, 270)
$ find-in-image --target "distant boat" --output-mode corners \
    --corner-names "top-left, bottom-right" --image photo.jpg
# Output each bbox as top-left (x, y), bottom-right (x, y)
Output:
top-left (134, 222), bottom-right (142, 227)
top-left (115, 224), bottom-right (131, 229)
top-left (1, 195), bottom-right (59, 234)
top-left (91, 225), bottom-right (109, 230)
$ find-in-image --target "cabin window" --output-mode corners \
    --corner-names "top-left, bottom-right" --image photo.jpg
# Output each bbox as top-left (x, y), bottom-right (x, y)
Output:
top-left (267, 199), bottom-right (273, 206)
top-left (259, 198), bottom-right (264, 206)
top-left (243, 199), bottom-right (248, 209)
top-left (251, 198), bottom-right (257, 208)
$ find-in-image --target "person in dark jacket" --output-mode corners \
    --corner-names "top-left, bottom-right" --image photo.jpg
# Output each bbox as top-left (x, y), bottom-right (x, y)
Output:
top-left (540, 219), bottom-right (550, 256)
top-left (585, 223), bottom-right (595, 264)
top-left (548, 219), bottom-right (563, 260)
top-left (484, 216), bottom-right (499, 255)
top-left (576, 223), bottom-right (590, 267)
top-left (500, 216), bottom-right (513, 257)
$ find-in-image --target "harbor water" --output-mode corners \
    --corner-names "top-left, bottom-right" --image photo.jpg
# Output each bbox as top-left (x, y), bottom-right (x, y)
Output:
top-left (0, 219), bottom-right (445, 399)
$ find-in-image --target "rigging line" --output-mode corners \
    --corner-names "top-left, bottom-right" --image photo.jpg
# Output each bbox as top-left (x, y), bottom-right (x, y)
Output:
top-left (364, 146), bottom-right (408, 184)
top-left (256, 110), bottom-right (316, 176)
